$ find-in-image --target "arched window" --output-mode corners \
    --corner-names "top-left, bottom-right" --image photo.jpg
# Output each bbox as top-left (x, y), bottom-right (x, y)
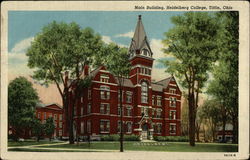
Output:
top-left (142, 49), bottom-right (148, 56)
top-left (141, 82), bottom-right (148, 103)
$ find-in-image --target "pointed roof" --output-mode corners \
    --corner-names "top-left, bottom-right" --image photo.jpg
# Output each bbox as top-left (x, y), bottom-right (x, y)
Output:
top-left (129, 15), bottom-right (153, 55)
top-left (133, 15), bottom-right (147, 50)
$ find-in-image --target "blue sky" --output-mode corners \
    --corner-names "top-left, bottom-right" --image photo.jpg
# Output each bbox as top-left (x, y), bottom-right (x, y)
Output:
top-left (8, 11), bottom-right (185, 104)
top-left (8, 11), bottom-right (183, 51)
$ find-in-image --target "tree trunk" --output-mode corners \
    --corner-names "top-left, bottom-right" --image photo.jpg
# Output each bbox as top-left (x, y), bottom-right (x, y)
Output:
top-left (119, 86), bottom-right (124, 152)
top-left (188, 92), bottom-right (195, 146)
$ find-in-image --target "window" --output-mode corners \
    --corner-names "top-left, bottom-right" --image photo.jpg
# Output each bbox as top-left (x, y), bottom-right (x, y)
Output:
top-left (152, 95), bottom-right (155, 106)
top-left (88, 89), bottom-right (91, 99)
top-left (169, 88), bottom-right (176, 94)
top-left (87, 120), bottom-right (91, 133)
top-left (59, 114), bottom-right (62, 121)
top-left (81, 107), bottom-right (84, 115)
top-left (100, 103), bottom-right (110, 115)
top-left (38, 112), bottom-right (40, 119)
top-left (126, 91), bottom-right (132, 103)
top-left (100, 74), bottom-right (109, 83)
top-left (169, 110), bottom-right (176, 120)
top-left (87, 103), bottom-right (91, 114)
top-left (81, 122), bottom-right (84, 134)
top-left (151, 108), bottom-right (155, 118)
top-left (126, 122), bottom-right (132, 133)
top-left (157, 96), bottom-right (162, 106)
top-left (154, 123), bottom-right (162, 134)
top-left (141, 107), bottom-right (148, 117)
top-left (141, 82), bottom-right (148, 103)
top-left (54, 121), bottom-right (57, 127)
top-left (118, 106), bottom-right (121, 116)
top-left (140, 67), bottom-right (151, 75)
top-left (170, 124), bottom-right (176, 134)
top-left (170, 97), bottom-right (177, 107)
top-left (44, 112), bottom-right (47, 120)
top-left (59, 122), bottom-right (62, 128)
top-left (157, 124), bottom-right (162, 133)
top-left (117, 121), bottom-right (121, 133)
top-left (49, 113), bottom-right (52, 118)
top-left (142, 49), bottom-right (148, 56)
top-left (59, 130), bottom-right (62, 136)
top-left (81, 96), bottom-right (84, 103)
top-left (100, 85), bottom-right (110, 100)
top-left (156, 109), bottom-right (162, 118)
top-left (54, 114), bottom-right (57, 120)
top-left (126, 107), bottom-right (132, 117)
top-left (100, 120), bottom-right (110, 133)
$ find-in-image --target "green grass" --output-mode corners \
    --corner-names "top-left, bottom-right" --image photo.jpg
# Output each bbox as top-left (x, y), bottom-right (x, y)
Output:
top-left (8, 148), bottom-right (102, 152)
top-left (8, 140), bottom-right (61, 147)
top-left (35, 141), bottom-right (238, 152)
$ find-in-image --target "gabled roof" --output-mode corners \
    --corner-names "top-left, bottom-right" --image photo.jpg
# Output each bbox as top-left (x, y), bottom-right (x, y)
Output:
top-left (114, 77), bottom-right (134, 88)
top-left (89, 66), bottom-right (103, 78)
top-left (155, 77), bottom-right (172, 88)
top-left (36, 103), bottom-right (62, 110)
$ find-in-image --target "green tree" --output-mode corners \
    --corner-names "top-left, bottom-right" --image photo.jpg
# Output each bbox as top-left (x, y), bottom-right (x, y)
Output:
top-left (44, 117), bottom-right (55, 141)
top-left (26, 21), bottom-right (104, 144)
top-left (8, 77), bottom-right (39, 141)
top-left (181, 92), bottom-right (189, 136)
top-left (199, 99), bottom-right (222, 142)
top-left (207, 12), bottom-right (239, 143)
top-left (31, 118), bottom-right (44, 142)
top-left (105, 43), bottom-right (131, 152)
top-left (162, 12), bottom-right (219, 146)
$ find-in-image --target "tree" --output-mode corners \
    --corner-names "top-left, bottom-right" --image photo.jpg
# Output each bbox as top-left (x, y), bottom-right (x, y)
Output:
top-left (44, 117), bottom-right (55, 141)
top-left (105, 43), bottom-right (131, 152)
top-left (26, 21), bottom-right (104, 144)
top-left (199, 99), bottom-right (222, 142)
top-left (181, 92), bottom-right (189, 136)
top-left (207, 12), bottom-right (239, 144)
top-left (32, 118), bottom-right (44, 142)
top-left (8, 77), bottom-right (39, 141)
top-left (162, 12), bottom-right (219, 146)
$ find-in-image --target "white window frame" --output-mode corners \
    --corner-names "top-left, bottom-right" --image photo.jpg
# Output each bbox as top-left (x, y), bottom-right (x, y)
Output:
top-left (81, 122), bottom-right (84, 134)
top-left (126, 121), bottom-right (133, 133)
top-left (170, 110), bottom-right (176, 120)
top-left (87, 103), bottom-right (91, 114)
top-left (156, 96), bottom-right (162, 106)
top-left (141, 82), bottom-right (148, 103)
top-left (100, 119), bottom-right (110, 133)
top-left (87, 120), bottom-right (91, 133)
top-left (170, 123), bottom-right (176, 134)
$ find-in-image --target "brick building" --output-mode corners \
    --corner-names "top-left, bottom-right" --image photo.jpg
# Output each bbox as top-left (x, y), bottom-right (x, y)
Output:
top-left (63, 15), bottom-right (182, 140)
top-left (36, 103), bottom-right (64, 138)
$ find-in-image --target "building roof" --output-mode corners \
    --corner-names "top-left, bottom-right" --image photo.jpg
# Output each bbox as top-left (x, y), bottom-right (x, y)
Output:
top-left (155, 77), bottom-right (172, 88)
top-left (114, 77), bottom-right (134, 88)
top-left (36, 103), bottom-right (62, 109)
top-left (89, 66), bottom-right (102, 78)
top-left (151, 83), bottom-right (164, 92)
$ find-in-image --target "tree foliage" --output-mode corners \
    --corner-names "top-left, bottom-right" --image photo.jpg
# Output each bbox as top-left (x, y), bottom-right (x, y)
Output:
top-left (207, 11), bottom-right (239, 143)
top-left (44, 117), bottom-right (55, 141)
top-left (105, 43), bottom-right (131, 152)
top-left (8, 77), bottom-right (39, 140)
top-left (162, 12), bottom-right (219, 146)
top-left (31, 118), bottom-right (44, 142)
top-left (26, 21), bottom-right (105, 144)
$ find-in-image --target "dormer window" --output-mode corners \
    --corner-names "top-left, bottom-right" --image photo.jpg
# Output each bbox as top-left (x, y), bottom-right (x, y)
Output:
top-left (142, 49), bottom-right (150, 57)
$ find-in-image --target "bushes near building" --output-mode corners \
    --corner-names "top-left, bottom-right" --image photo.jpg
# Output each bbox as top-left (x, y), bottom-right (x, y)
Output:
top-left (100, 134), bottom-right (140, 141)
top-left (153, 136), bottom-right (189, 142)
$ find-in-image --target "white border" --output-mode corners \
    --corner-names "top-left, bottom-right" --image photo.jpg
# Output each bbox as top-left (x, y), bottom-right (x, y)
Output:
top-left (1, 1), bottom-right (249, 160)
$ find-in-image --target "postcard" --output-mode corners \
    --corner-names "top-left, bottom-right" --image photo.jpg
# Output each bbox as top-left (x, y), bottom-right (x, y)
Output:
top-left (1, 1), bottom-right (249, 160)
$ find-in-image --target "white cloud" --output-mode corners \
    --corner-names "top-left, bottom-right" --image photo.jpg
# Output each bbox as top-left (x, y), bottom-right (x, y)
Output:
top-left (115, 31), bottom-right (134, 38)
top-left (102, 35), bottom-right (128, 48)
top-left (102, 35), bottom-right (113, 44)
top-left (10, 37), bottom-right (34, 53)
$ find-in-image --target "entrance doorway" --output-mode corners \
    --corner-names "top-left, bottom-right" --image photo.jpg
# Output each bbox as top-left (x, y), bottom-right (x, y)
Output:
top-left (141, 123), bottom-right (149, 140)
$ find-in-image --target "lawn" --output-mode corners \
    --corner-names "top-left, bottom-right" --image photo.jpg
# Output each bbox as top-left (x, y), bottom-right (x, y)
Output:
top-left (8, 140), bottom-right (61, 147)
top-left (35, 141), bottom-right (238, 152)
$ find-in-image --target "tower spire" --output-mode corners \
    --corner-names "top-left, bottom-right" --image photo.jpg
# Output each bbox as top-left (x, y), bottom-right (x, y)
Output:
top-left (129, 15), bottom-right (153, 58)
